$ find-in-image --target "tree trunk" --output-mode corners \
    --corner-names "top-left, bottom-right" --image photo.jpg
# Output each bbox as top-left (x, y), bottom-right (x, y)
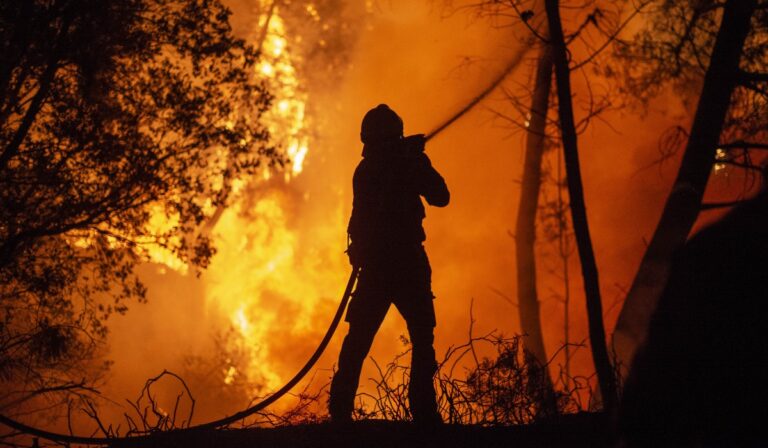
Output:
top-left (612, 0), bottom-right (757, 373)
top-left (544, 0), bottom-right (618, 414)
top-left (515, 41), bottom-right (557, 416)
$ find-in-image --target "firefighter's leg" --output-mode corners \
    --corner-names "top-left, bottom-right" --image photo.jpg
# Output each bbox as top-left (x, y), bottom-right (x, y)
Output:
top-left (406, 320), bottom-right (440, 424)
top-left (329, 288), bottom-right (389, 422)
top-left (395, 290), bottom-right (440, 423)
top-left (396, 248), bottom-right (441, 423)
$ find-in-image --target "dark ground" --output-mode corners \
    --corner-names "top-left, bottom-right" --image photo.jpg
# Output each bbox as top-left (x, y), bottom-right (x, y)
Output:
top-left (110, 412), bottom-right (611, 448)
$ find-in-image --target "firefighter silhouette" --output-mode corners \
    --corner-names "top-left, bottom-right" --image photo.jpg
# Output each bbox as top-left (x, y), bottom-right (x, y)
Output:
top-left (329, 104), bottom-right (450, 424)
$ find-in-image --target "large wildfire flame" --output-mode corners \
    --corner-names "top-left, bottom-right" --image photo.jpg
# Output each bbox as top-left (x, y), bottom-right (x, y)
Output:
top-left (256, 10), bottom-right (309, 181)
top-left (139, 4), bottom-right (346, 397)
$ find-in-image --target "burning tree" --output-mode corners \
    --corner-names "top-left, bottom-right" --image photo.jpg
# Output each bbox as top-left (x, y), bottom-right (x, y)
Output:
top-left (0, 0), bottom-right (280, 418)
top-left (178, 0), bottom-right (367, 406)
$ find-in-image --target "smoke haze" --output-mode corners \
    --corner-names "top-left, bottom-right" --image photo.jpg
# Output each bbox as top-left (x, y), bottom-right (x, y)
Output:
top-left (96, 0), bottom-right (745, 426)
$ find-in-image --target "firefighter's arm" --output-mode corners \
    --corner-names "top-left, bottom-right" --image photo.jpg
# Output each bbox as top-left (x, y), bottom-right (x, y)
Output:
top-left (346, 164), bottom-right (371, 266)
top-left (413, 153), bottom-right (450, 207)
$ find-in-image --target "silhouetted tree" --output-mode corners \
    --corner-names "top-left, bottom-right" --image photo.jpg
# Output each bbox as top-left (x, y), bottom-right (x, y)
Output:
top-left (544, 0), bottom-right (619, 414)
top-left (466, 0), bottom-right (637, 414)
top-left (612, 0), bottom-right (765, 371)
top-left (514, 41), bottom-right (558, 416)
top-left (0, 0), bottom-right (279, 416)
top-left (464, 0), bottom-right (560, 416)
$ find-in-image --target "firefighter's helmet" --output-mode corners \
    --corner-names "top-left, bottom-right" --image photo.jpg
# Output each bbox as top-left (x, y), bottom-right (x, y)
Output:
top-left (360, 104), bottom-right (403, 144)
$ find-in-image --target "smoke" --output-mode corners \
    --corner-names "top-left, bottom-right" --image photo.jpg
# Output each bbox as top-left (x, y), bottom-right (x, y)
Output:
top-left (95, 0), bottom-right (750, 427)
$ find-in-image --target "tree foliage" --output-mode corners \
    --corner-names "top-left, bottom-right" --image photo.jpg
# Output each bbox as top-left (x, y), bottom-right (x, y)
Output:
top-left (614, 0), bottom-right (768, 148)
top-left (0, 0), bottom-right (281, 412)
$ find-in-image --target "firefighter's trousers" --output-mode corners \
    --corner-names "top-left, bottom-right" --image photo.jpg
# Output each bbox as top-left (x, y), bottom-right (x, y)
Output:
top-left (329, 246), bottom-right (439, 423)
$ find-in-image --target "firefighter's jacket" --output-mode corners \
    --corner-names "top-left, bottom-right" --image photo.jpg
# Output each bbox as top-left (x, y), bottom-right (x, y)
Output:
top-left (348, 140), bottom-right (449, 264)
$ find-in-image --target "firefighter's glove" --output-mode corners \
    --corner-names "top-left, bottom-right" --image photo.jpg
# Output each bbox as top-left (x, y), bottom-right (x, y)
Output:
top-left (345, 243), bottom-right (362, 267)
top-left (403, 134), bottom-right (426, 153)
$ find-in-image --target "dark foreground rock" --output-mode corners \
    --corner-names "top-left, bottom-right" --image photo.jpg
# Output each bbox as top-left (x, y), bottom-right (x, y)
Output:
top-left (110, 413), bottom-right (610, 448)
top-left (620, 191), bottom-right (768, 447)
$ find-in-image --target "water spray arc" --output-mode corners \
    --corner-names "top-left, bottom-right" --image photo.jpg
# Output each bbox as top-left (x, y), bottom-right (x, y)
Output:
top-left (0, 47), bottom-right (528, 445)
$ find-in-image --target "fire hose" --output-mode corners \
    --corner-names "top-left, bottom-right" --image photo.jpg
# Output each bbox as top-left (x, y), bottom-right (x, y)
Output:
top-left (0, 47), bottom-right (527, 445)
